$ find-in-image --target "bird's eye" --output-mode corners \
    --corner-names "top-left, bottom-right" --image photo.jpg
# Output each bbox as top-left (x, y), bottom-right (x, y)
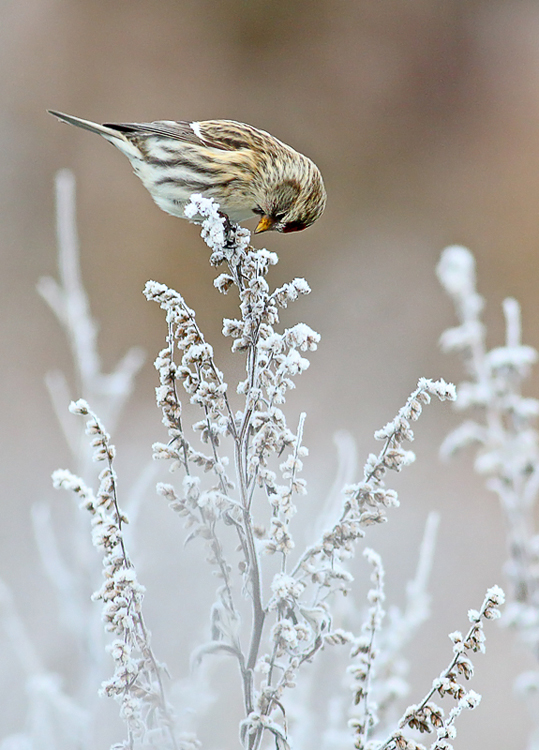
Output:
top-left (282, 221), bottom-right (306, 233)
top-left (253, 207), bottom-right (264, 215)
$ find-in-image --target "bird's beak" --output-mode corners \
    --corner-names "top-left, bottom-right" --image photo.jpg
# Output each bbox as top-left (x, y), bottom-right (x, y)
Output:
top-left (254, 215), bottom-right (276, 234)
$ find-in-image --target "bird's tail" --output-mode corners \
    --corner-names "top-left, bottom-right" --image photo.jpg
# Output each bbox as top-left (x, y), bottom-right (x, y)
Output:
top-left (48, 110), bottom-right (127, 141)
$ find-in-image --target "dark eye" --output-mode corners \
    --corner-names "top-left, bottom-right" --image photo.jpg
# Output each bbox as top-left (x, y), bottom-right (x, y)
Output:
top-left (253, 206), bottom-right (264, 215)
top-left (282, 221), bottom-right (306, 233)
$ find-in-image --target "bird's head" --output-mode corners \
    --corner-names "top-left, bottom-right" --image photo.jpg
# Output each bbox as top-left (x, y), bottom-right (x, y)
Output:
top-left (253, 158), bottom-right (327, 234)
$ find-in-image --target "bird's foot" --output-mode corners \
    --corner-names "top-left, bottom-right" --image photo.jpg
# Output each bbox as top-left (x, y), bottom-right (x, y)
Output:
top-left (218, 210), bottom-right (238, 250)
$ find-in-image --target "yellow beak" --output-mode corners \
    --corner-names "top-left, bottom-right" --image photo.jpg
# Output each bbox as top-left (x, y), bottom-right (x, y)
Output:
top-left (254, 215), bottom-right (276, 234)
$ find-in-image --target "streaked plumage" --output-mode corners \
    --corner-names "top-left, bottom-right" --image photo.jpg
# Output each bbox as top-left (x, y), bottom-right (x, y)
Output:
top-left (48, 110), bottom-right (326, 234)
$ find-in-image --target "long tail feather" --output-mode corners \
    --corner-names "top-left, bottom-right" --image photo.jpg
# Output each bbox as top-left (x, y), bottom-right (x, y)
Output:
top-left (48, 110), bottom-right (127, 141)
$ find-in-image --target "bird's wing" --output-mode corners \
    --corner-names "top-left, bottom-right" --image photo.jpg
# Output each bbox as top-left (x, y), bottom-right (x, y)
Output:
top-left (106, 119), bottom-right (271, 153)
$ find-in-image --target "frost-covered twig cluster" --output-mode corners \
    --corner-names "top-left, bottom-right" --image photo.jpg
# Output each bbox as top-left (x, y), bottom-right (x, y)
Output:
top-left (437, 245), bottom-right (539, 747)
top-left (378, 585), bottom-right (505, 750)
top-left (53, 400), bottom-right (177, 750)
top-left (37, 169), bottom-right (145, 438)
top-left (341, 512), bottom-right (440, 749)
top-left (345, 560), bottom-right (504, 750)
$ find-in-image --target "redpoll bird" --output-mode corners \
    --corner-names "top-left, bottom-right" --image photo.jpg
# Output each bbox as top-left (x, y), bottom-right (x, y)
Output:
top-left (48, 110), bottom-right (326, 234)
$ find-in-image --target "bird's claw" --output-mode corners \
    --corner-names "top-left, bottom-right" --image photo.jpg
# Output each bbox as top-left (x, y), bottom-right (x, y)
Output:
top-left (218, 210), bottom-right (238, 250)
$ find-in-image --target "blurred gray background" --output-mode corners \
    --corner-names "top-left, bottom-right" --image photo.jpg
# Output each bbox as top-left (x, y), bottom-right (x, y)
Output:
top-left (2, 0), bottom-right (539, 747)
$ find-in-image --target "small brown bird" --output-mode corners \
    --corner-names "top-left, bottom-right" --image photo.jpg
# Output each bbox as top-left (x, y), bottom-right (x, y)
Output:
top-left (48, 111), bottom-right (326, 234)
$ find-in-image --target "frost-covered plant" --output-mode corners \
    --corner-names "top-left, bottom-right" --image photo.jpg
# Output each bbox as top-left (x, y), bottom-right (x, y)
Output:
top-left (1, 179), bottom-right (507, 750)
top-left (134, 195), bottom-right (496, 750)
top-left (437, 245), bottom-right (539, 747)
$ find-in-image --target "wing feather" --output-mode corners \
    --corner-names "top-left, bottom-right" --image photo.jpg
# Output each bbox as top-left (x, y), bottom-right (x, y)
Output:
top-left (102, 120), bottom-right (201, 143)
